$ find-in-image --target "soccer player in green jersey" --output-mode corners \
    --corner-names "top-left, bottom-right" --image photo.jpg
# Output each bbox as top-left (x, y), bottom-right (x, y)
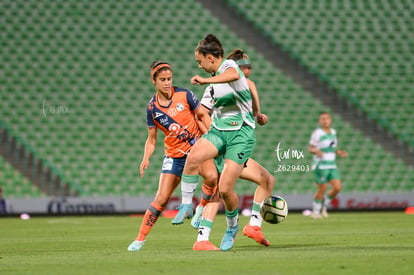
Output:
top-left (309, 112), bottom-right (348, 218)
top-left (173, 34), bottom-right (256, 251)
top-left (192, 49), bottom-right (275, 250)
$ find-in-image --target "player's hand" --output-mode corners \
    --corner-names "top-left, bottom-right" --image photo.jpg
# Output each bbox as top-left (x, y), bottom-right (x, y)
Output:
top-left (139, 160), bottom-right (149, 178)
top-left (191, 75), bottom-right (206, 85)
top-left (337, 150), bottom-right (348, 158)
top-left (315, 149), bottom-right (323, 158)
top-left (256, 113), bottom-right (268, 126)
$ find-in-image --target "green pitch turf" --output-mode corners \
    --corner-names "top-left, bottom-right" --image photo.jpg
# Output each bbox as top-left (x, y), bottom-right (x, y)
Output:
top-left (1, 212), bottom-right (413, 274)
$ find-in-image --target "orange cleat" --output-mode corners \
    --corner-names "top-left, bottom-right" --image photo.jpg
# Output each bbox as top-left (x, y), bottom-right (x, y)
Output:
top-left (242, 224), bottom-right (271, 246)
top-left (193, 241), bottom-right (220, 251)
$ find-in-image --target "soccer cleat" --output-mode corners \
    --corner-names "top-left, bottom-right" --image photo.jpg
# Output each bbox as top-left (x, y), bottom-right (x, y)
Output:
top-left (193, 240), bottom-right (220, 251)
top-left (242, 224), bottom-right (271, 246)
top-left (191, 205), bottom-right (204, 229)
top-left (220, 225), bottom-right (239, 251)
top-left (127, 240), bottom-right (145, 251)
top-left (321, 207), bottom-right (329, 218)
top-left (171, 204), bottom-right (193, 225)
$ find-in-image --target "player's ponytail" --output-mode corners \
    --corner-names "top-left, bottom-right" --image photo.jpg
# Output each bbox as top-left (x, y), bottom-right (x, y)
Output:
top-left (227, 49), bottom-right (251, 68)
top-left (196, 34), bottom-right (224, 58)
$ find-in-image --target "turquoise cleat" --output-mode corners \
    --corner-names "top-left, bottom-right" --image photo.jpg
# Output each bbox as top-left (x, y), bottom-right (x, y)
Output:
top-left (191, 205), bottom-right (204, 229)
top-left (220, 225), bottom-right (239, 251)
top-left (127, 240), bottom-right (145, 251)
top-left (171, 204), bottom-right (193, 225)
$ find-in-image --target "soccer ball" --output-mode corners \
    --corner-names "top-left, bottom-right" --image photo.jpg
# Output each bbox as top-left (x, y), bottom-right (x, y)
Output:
top-left (260, 195), bottom-right (288, 224)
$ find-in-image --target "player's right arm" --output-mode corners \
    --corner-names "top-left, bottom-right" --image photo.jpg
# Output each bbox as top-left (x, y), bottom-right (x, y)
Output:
top-left (308, 144), bottom-right (323, 157)
top-left (309, 131), bottom-right (323, 157)
top-left (195, 105), bottom-right (211, 134)
top-left (191, 67), bottom-right (239, 85)
top-left (140, 127), bottom-right (157, 177)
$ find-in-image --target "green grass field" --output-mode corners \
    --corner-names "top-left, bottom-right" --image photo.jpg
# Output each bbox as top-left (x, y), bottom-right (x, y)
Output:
top-left (1, 212), bottom-right (413, 275)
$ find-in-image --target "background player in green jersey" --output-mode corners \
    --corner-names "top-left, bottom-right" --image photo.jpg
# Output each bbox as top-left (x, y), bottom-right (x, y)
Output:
top-left (309, 112), bottom-right (348, 218)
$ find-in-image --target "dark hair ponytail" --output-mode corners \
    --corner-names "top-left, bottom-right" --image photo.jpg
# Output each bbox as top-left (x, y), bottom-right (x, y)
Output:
top-left (226, 48), bottom-right (251, 68)
top-left (195, 34), bottom-right (224, 58)
top-left (226, 49), bottom-right (247, 60)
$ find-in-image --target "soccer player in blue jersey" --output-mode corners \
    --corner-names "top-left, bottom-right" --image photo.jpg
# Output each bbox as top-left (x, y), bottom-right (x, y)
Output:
top-left (127, 61), bottom-right (216, 251)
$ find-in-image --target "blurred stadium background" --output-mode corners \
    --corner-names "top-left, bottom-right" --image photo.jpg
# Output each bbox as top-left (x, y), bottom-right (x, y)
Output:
top-left (0, 0), bottom-right (412, 213)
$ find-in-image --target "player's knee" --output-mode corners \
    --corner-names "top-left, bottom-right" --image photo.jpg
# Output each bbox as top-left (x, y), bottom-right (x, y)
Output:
top-left (218, 187), bottom-right (232, 200)
top-left (201, 171), bottom-right (218, 187)
top-left (185, 154), bottom-right (203, 171)
top-left (331, 180), bottom-right (342, 193)
top-left (219, 190), bottom-right (229, 201)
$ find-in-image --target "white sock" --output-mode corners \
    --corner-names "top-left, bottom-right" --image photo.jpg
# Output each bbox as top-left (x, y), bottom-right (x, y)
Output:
top-left (197, 219), bottom-right (213, 242)
top-left (323, 195), bottom-right (332, 208)
top-left (250, 201), bottom-right (263, 227)
top-left (181, 182), bottom-right (198, 204)
top-left (312, 199), bottom-right (322, 214)
top-left (225, 209), bottom-right (239, 227)
top-left (250, 210), bottom-right (262, 227)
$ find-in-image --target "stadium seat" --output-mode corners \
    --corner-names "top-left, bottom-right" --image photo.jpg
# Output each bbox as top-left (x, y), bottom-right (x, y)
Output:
top-left (0, 0), bottom-right (411, 197)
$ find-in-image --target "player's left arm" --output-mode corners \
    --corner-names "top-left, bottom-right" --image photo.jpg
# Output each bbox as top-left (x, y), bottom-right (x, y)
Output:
top-left (247, 78), bottom-right (260, 116)
top-left (336, 149), bottom-right (348, 158)
top-left (247, 78), bottom-right (268, 126)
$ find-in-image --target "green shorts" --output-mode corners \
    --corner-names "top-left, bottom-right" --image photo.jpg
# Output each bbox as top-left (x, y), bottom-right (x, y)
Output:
top-left (203, 124), bottom-right (255, 165)
top-left (314, 167), bottom-right (341, 184)
top-left (214, 155), bottom-right (249, 174)
top-left (214, 155), bottom-right (225, 174)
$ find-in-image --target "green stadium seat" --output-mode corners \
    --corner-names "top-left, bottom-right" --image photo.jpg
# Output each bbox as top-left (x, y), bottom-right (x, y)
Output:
top-left (0, 0), bottom-right (411, 197)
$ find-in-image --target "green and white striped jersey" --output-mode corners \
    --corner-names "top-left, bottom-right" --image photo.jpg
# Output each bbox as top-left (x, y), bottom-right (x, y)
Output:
top-left (208, 59), bottom-right (255, 131)
top-left (310, 128), bottom-right (338, 170)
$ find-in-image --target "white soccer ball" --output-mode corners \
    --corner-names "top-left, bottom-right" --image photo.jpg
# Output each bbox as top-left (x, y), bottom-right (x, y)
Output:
top-left (260, 195), bottom-right (288, 224)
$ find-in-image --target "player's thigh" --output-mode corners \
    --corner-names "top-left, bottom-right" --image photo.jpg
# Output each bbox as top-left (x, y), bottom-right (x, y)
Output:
top-left (240, 158), bottom-right (274, 188)
top-left (186, 137), bottom-right (219, 165)
top-left (329, 178), bottom-right (342, 191)
top-left (219, 159), bottom-right (244, 194)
